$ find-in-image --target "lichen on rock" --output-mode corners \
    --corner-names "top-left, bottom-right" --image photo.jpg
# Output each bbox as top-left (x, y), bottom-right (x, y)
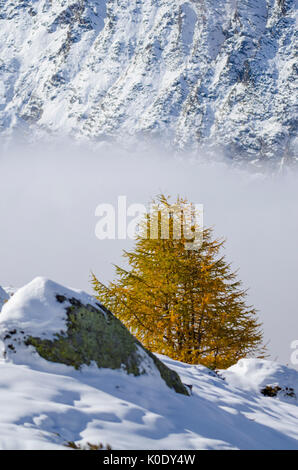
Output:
top-left (25, 296), bottom-right (145, 375)
top-left (25, 297), bottom-right (188, 395)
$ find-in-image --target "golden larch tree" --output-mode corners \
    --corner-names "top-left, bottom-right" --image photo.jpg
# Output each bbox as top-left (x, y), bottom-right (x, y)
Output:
top-left (92, 195), bottom-right (265, 369)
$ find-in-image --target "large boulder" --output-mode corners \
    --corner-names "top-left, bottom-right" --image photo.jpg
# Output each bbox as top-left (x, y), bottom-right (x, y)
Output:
top-left (0, 277), bottom-right (188, 395)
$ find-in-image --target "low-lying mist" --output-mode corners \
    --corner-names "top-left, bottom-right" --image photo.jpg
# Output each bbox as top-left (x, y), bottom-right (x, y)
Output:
top-left (0, 141), bottom-right (297, 367)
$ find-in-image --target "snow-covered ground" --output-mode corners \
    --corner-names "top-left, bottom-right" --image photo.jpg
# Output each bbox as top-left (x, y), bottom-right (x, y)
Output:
top-left (0, 278), bottom-right (297, 450)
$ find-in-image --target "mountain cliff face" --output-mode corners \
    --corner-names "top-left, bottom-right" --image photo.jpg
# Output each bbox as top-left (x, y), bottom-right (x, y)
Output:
top-left (0, 0), bottom-right (296, 162)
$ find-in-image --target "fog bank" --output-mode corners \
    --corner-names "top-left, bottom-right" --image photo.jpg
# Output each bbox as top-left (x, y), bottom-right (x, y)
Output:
top-left (0, 143), bottom-right (297, 367)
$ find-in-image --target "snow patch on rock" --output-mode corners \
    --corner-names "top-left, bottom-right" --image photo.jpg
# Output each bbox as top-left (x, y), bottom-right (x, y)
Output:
top-left (0, 276), bottom-right (104, 340)
top-left (222, 358), bottom-right (298, 402)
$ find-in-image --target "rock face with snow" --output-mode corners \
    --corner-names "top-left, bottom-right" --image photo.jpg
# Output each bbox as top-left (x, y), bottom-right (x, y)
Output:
top-left (0, 0), bottom-right (296, 163)
top-left (0, 277), bottom-right (188, 395)
top-left (0, 287), bottom-right (9, 311)
top-left (221, 358), bottom-right (297, 402)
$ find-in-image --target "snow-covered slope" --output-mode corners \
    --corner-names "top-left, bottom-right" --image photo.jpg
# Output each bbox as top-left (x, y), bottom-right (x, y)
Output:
top-left (0, 353), bottom-right (297, 450)
top-left (0, 0), bottom-right (296, 162)
top-left (0, 277), bottom-right (297, 450)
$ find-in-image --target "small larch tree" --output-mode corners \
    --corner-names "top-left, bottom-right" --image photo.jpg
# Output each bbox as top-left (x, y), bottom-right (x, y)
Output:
top-left (92, 195), bottom-right (265, 369)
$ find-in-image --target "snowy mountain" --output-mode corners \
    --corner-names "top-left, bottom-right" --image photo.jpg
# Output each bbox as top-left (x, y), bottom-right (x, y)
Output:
top-left (0, 277), bottom-right (297, 450)
top-left (0, 0), bottom-right (296, 163)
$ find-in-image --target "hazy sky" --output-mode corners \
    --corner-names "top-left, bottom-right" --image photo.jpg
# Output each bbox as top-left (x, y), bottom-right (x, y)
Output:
top-left (0, 142), bottom-right (297, 367)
